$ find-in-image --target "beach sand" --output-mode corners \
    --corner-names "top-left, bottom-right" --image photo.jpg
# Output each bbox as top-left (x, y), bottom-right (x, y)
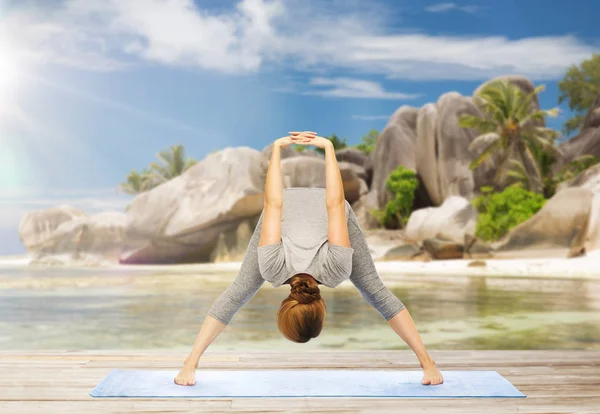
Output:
top-left (1, 251), bottom-right (599, 281)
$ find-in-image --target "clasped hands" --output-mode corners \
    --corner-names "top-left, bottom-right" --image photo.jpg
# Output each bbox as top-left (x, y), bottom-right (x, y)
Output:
top-left (275, 131), bottom-right (331, 149)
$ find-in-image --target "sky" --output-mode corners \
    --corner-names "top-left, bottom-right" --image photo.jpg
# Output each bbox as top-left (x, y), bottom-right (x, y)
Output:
top-left (0, 0), bottom-right (599, 255)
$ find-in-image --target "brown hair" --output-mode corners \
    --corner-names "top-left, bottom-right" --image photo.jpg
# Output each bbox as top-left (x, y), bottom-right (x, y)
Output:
top-left (277, 274), bottom-right (326, 343)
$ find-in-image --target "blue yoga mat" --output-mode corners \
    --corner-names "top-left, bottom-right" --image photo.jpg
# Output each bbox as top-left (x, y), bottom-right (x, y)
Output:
top-left (90, 369), bottom-right (525, 398)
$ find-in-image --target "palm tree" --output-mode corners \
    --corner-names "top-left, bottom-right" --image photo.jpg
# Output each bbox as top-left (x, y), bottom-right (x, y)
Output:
top-left (149, 144), bottom-right (197, 184)
top-left (119, 145), bottom-right (197, 195)
top-left (119, 168), bottom-right (155, 195)
top-left (459, 80), bottom-right (562, 194)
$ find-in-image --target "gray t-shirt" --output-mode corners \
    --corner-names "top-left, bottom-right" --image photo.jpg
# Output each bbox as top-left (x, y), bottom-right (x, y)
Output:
top-left (256, 187), bottom-right (355, 288)
top-left (206, 186), bottom-right (406, 326)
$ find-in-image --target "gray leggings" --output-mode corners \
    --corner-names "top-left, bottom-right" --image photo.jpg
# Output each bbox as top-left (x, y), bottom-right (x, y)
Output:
top-left (207, 206), bottom-right (405, 325)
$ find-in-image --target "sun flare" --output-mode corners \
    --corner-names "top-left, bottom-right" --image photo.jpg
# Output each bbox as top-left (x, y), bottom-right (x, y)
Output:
top-left (0, 42), bottom-right (19, 97)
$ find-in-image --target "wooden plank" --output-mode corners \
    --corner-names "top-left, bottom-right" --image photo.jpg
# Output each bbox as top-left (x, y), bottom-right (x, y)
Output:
top-left (0, 350), bottom-right (598, 413)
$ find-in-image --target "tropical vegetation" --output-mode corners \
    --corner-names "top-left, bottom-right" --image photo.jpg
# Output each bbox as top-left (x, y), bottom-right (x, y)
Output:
top-left (558, 53), bottom-right (600, 136)
top-left (459, 79), bottom-right (562, 194)
top-left (472, 186), bottom-right (546, 242)
top-left (371, 165), bottom-right (419, 229)
top-left (120, 144), bottom-right (197, 195)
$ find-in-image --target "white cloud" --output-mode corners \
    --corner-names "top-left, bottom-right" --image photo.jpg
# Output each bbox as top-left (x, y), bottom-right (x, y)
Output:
top-left (352, 115), bottom-right (390, 120)
top-left (1, 0), bottom-right (597, 83)
top-left (304, 77), bottom-right (419, 100)
top-left (425, 3), bottom-right (479, 13)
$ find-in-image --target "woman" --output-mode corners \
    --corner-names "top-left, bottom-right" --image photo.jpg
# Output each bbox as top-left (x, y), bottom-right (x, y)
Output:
top-left (175, 131), bottom-right (443, 386)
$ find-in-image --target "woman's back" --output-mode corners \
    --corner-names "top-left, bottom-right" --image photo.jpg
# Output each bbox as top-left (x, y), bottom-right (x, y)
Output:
top-left (257, 187), bottom-right (354, 288)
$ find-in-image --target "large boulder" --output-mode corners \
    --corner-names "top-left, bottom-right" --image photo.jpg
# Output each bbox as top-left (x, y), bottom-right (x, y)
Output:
top-left (415, 103), bottom-right (442, 204)
top-left (335, 147), bottom-right (368, 167)
top-left (280, 157), bottom-right (365, 203)
top-left (370, 106), bottom-right (419, 208)
top-left (121, 147), bottom-right (267, 264)
top-left (493, 187), bottom-right (594, 258)
top-left (19, 206), bottom-right (86, 251)
top-left (381, 244), bottom-right (422, 261)
top-left (405, 196), bottom-right (477, 244)
top-left (34, 212), bottom-right (126, 260)
top-left (557, 163), bottom-right (600, 194)
top-left (261, 143), bottom-right (324, 160)
top-left (559, 94), bottom-right (600, 165)
top-left (261, 143), bottom-right (297, 159)
top-left (362, 75), bottom-right (544, 214)
top-left (434, 92), bottom-right (487, 202)
top-left (350, 190), bottom-right (381, 230)
top-left (423, 238), bottom-right (465, 260)
top-left (585, 193), bottom-right (600, 253)
top-left (210, 214), bottom-right (261, 262)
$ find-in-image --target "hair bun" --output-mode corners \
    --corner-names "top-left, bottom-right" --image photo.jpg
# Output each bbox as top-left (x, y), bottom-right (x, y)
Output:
top-left (290, 276), bottom-right (321, 304)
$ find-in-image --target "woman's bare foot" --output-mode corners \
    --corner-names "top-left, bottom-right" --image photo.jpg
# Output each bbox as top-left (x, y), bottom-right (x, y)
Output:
top-left (174, 364), bottom-right (196, 386)
top-left (421, 362), bottom-right (444, 385)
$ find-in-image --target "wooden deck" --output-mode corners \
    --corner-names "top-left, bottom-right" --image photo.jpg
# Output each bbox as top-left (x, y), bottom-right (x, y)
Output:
top-left (0, 350), bottom-right (599, 414)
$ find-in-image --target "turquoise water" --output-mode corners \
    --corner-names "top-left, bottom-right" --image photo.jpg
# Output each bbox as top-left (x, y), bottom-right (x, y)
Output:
top-left (1, 266), bottom-right (599, 351)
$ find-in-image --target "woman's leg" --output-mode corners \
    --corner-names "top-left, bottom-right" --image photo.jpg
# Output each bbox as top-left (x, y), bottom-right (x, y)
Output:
top-left (207, 211), bottom-right (267, 326)
top-left (176, 212), bottom-right (267, 385)
top-left (345, 206), bottom-right (405, 319)
top-left (346, 206), bottom-right (443, 385)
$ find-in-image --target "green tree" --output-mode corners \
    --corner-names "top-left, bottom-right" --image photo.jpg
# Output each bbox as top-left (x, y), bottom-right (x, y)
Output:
top-left (371, 166), bottom-right (419, 229)
top-left (314, 133), bottom-right (348, 155)
top-left (472, 186), bottom-right (546, 241)
top-left (120, 168), bottom-right (154, 195)
top-left (459, 80), bottom-right (562, 194)
top-left (558, 54), bottom-right (600, 136)
top-left (354, 129), bottom-right (379, 154)
top-left (119, 144), bottom-right (197, 195)
top-left (149, 144), bottom-right (197, 184)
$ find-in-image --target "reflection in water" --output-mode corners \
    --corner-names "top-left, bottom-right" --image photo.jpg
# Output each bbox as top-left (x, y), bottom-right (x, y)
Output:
top-left (0, 267), bottom-right (599, 351)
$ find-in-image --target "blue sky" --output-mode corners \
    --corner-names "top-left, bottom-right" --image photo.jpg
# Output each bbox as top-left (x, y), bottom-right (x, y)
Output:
top-left (0, 0), bottom-right (599, 255)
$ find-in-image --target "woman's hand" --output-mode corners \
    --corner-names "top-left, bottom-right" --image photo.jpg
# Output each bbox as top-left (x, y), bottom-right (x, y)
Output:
top-left (276, 131), bottom-right (316, 148)
top-left (289, 132), bottom-right (331, 149)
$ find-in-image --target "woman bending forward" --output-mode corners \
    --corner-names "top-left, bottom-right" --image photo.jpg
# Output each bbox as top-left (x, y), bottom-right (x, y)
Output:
top-left (175, 131), bottom-right (444, 386)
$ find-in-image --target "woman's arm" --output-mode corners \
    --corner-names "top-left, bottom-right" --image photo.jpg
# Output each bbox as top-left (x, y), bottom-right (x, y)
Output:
top-left (261, 140), bottom-right (285, 247)
top-left (323, 140), bottom-right (346, 209)
top-left (261, 133), bottom-right (317, 247)
top-left (323, 141), bottom-right (351, 248)
top-left (264, 140), bottom-right (285, 208)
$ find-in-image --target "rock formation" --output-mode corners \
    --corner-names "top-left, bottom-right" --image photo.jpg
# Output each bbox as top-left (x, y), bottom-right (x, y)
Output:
top-left (557, 163), bottom-right (600, 194)
top-left (19, 209), bottom-right (126, 264)
top-left (19, 206), bottom-right (86, 251)
top-left (21, 75), bottom-right (600, 265)
top-left (559, 94), bottom-right (600, 165)
top-left (120, 147), bottom-right (267, 264)
top-left (405, 196), bottom-right (477, 244)
top-left (493, 187), bottom-right (594, 258)
top-left (360, 75), bottom-right (540, 229)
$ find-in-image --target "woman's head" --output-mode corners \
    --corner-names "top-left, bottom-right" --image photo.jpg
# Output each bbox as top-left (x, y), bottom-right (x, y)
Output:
top-left (277, 273), bottom-right (326, 343)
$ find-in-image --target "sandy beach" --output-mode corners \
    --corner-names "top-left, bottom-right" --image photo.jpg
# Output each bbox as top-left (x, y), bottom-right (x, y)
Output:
top-left (1, 251), bottom-right (599, 281)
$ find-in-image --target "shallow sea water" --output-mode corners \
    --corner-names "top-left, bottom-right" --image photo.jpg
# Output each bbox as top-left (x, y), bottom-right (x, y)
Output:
top-left (1, 266), bottom-right (599, 351)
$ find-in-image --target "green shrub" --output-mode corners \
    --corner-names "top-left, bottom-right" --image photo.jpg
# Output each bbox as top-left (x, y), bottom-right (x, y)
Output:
top-left (371, 166), bottom-right (419, 229)
top-left (472, 186), bottom-right (546, 241)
